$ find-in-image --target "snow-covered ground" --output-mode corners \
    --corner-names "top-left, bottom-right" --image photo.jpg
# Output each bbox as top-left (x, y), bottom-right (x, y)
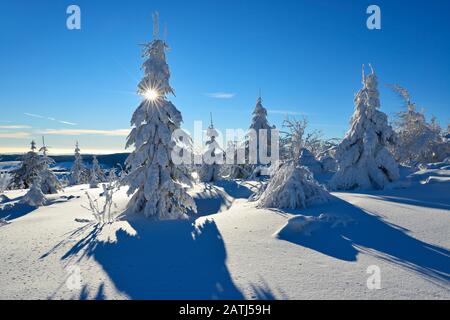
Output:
top-left (0, 165), bottom-right (449, 300)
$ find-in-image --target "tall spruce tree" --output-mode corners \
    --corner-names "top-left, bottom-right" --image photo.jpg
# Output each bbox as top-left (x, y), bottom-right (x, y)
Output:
top-left (123, 13), bottom-right (196, 219)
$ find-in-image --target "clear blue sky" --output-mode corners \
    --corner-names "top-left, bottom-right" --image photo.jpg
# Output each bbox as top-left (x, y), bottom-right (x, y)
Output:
top-left (0, 0), bottom-right (449, 154)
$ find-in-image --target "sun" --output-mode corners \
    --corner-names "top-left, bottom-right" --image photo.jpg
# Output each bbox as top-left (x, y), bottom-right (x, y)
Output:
top-left (144, 88), bottom-right (159, 101)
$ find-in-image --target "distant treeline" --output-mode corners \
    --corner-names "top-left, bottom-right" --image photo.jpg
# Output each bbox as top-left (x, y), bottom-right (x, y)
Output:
top-left (0, 153), bottom-right (129, 169)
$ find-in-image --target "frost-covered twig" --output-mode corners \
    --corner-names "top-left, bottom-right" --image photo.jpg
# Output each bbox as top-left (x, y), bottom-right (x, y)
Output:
top-left (82, 174), bottom-right (119, 224)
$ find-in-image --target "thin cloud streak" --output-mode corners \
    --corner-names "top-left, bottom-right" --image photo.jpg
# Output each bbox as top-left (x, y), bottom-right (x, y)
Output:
top-left (58, 121), bottom-right (78, 126)
top-left (0, 125), bottom-right (32, 129)
top-left (0, 146), bottom-right (126, 155)
top-left (24, 113), bottom-right (78, 126)
top-left (268, 109), bottom-right (309, 116)
top-left (205, 92), bottom-right (236, 99)
top-left (40, 129), bottom-right (131, 137)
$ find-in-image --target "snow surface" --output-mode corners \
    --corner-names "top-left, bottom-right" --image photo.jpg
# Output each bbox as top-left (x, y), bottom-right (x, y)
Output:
top-left (0, 164), bottom-right (449, 300)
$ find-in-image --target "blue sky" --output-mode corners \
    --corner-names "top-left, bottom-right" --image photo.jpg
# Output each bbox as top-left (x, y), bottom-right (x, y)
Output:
top-left (0, 0), bottom-right (449, 154)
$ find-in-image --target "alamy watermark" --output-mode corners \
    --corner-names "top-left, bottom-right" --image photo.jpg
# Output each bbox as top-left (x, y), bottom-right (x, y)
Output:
top-left (366, 265), bottom-right (381, 290)
top-left (65, 265), bottom-right (83, 290)
top-left (171, 121), bottom-right (280, 166)
top-left (367, 5), bottom-right (381, 30)
top-left (66, 5), bottom-right (81, 30)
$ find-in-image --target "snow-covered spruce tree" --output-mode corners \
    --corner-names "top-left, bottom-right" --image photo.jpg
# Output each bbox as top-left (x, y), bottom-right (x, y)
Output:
top-left (0, 159), bottom-right (12, 194)
top-left (298, 148), bottom-right (323, 175)
top-left (388, 84), bottom-right (448, 164)
top-left (90, 155), bottom-right (106, 183)
top-left (70, 142), bottom-right (88, 185)
top-left (255, 161), bottom-right (330, 209)
top-left (329, 65), bottom-right (399, 190)
top-left (89, 169), bottom-right (99, 189)
top-left (123, 14), bottom-right (196, 219)
top-left (246, 95), bottom-right (275, 168)
top-left (21, 177), bottom-right (46, 207)
top-left (10, 141), bottom-right (42, 190)
top-left (225, 141), bottom-right (251, 179)
top-left (38, 137), bottom-right (62, 194)
top-left (0, 170), bottom-right (12, 203)
top-left (317, 147), bottom-right (337, 172)
top-left (199, 114), bottom-right (223, 182)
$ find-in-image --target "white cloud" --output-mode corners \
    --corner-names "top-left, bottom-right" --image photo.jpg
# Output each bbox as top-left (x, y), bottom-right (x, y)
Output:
top-left (24, 113), bottom-right (78, 126)
top-left (0, 125), bottom-right (32, 129)
top-left (40, 129), bottom-right (131, 137)
top-left (58, 121), bottom-right (78, 126)
top-left (0, 132), bottom-right (31, 139)
top-left (205, 92), bottom-right (236, 99)
top-left (268, 109), bottom-right (308, 116)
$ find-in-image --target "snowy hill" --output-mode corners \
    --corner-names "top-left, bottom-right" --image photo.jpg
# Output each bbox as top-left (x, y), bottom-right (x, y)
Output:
top-left (0, 162), bottom-right (449, 299)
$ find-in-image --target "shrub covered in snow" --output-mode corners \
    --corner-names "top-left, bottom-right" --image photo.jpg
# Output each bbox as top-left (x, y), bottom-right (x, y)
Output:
top-left (329, 65), bottom-right (399, 190)
top-left (255, 161), bottom-right (330, 209)
top-left (21, 177), bottom-right (46, 207)
top-left (83, 175), bottom-right (119, 224)
top-left (122, 16), bottom-right (196, 219)
top-left (388, 84), bottom-right (449, 165)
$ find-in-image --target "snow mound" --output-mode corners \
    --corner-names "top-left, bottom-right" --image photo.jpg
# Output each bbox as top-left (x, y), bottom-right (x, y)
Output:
top-left (275, 213), bottom-right (355, 237)
top-left (256, 162), bottom-right (330, 209)
top-left (21, 181), bottom-right (46, 207)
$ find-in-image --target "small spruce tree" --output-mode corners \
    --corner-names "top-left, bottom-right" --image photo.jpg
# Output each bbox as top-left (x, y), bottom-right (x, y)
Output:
top-left (329, 65), bottom-right (399, 190)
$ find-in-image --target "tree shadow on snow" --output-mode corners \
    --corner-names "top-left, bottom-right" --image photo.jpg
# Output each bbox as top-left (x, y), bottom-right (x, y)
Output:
top-left (191, 184), bottom-right (234, 217)
top-left (276, 196), bottom-right (450, 287)
top-left (191, 181), bottom-right (254, 217)
top-left (61, 218), bottom-right (246, 299)
top-left (0, 195), bottom-right (78, 223)
top-left (0, 201), bottom-right (37, 221)
top-left (361, 184), bottom-right (449, 211)
top-left (214, 180), bottom-right (254, 199)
